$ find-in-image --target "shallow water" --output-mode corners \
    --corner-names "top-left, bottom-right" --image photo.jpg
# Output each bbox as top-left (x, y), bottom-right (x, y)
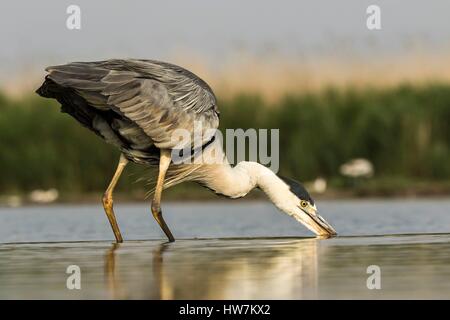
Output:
top-left (1, 200), bottom-right (450, 242)
top-left (0, 200), bottom-right (450, 299)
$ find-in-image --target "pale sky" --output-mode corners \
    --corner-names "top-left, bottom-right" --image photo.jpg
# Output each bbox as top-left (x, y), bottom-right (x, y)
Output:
top-left (1, 0), bottom-right (450, 83)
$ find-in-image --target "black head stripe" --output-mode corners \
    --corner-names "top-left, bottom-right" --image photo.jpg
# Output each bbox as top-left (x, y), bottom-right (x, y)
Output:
top-left (279, 176), bottom-right (314, 205)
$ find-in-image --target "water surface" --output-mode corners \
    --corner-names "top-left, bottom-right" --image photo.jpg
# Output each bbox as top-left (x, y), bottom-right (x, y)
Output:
top-left (1, 200), bottom-right (450, 242)
top-left (0, 200), bottom-right (449, 299)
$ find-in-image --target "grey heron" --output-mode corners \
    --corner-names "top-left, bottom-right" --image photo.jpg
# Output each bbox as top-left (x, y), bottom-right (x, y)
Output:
top-left (36, 59), bottom-right (337, 242)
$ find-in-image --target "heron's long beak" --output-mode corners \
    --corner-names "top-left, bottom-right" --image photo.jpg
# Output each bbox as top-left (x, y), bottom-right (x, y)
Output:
top-left (293, 205), bottom-right (337, 237)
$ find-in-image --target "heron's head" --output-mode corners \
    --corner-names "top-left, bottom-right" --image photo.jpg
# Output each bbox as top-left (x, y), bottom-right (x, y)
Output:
top-left (279, 176), bottom-right (337, 237)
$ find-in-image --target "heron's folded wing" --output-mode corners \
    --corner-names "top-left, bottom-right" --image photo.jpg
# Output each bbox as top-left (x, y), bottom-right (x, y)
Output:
top-left (46, 60), bottom-right (219, 149)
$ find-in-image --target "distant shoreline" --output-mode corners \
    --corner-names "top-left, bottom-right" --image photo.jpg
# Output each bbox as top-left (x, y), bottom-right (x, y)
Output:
top-left (1, 83), bottom-right (449, 207)
top-left (2, 186), bottom-right (449, 208)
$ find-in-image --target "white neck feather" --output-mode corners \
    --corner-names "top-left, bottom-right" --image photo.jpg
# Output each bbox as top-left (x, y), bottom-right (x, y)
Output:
top-left (166, 138), bottom-right (297, 211)
top-left (199, 161), bottom-right (295, 207)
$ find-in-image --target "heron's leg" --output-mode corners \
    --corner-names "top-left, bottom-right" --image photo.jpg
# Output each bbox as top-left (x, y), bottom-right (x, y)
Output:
top-left (102, 154), bottom-right (128, 243)
top-left (151, 149), bottom-right (175, 242)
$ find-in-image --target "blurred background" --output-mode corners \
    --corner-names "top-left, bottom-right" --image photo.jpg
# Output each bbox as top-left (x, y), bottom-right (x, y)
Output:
top-left (1, 0), bottom-right (449, 205)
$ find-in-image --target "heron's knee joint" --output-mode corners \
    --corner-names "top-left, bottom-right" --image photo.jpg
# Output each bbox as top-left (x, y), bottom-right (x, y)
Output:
top-left (151, 203), bottom-right (161, 216)
top-left (103, 194), bottom-right (113, 207)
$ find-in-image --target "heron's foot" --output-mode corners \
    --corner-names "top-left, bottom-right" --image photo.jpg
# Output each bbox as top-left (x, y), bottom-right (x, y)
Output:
top-left (103, 194), bottom-right (124, 243)
top-left (151, 203), bottom-right (175, 242)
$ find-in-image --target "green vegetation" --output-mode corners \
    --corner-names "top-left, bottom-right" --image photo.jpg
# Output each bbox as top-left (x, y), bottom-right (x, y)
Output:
top-left (0, 83), bottom-right (449, 200)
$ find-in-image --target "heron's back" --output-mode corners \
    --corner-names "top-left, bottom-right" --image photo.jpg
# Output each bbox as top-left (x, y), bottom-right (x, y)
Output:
top-left (37, 77), bottom-right (160, 165)
top-left (36, 59), bottom-right (220, 165)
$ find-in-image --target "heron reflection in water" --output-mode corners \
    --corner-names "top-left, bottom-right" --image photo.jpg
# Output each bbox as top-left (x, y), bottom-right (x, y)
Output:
top-left (104, 239), bottom-right (319, 299)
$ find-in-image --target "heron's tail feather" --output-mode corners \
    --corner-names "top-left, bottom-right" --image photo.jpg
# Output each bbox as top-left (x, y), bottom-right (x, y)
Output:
top-left (35, 76), bottom-right (59, 98)
top-left (37, 77), bottom-right (100, 132)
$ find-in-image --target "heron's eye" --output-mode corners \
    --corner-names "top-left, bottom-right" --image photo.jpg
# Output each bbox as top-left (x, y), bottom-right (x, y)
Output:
top-left (300, 200), bottom-right (308, 208)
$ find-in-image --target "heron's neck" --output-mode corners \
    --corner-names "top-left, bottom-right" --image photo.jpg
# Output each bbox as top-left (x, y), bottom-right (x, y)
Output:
top-left (201, 161), bottom-right (290, 203)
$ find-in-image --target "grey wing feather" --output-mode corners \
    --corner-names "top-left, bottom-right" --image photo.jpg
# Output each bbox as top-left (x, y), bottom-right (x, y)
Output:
top-left (45, 59), bottom-right (220, 149)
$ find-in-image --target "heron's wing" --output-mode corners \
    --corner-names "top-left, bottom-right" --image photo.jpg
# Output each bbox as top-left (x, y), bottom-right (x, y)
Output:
top-left (45, 59), bottom-right (220, 149)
